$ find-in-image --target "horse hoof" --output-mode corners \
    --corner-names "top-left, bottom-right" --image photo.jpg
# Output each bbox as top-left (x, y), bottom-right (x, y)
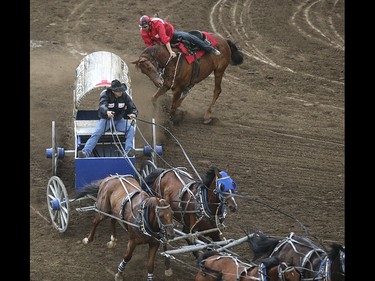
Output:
top-left (165, 268), bottom-right (173, 277)
top-left (203, 118), bottom-right (212, 124)
top-left (107, 241), bottom-right (116, 248)
top-left (114, 272), bottom-right (123, 281)
top-left (82, 237), bottom-right (89, 244)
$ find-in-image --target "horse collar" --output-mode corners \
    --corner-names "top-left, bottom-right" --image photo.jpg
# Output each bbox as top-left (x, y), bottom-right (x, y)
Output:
top-left (197, 184), bottom-right (226, 224)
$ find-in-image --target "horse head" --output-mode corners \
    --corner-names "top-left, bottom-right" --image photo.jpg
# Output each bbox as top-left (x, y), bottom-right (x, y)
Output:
top-left (215, 170), bottom-right (238, 213)
top-left (154, 198), bottom-right (175, 242)
top-left (132, 45), bottom-right (173, 89)
top-left (328, 243), bottom-right (345, 281)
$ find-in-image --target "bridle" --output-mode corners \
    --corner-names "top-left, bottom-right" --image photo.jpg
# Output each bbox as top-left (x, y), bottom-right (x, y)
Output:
top-left (271, 232), bottom-right (344, 281)
top-left (139, 49), bottom-right (182, 88)
top-left (138, 198), bottom-right (174, 243)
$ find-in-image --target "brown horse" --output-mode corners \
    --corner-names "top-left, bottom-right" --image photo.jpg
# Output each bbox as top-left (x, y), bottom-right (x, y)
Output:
top-left (195, 250), bottom-right (301, 281)
top-left (247, 231), bottom-right (345, 281)
top-left (74, 174), bottom-right (175, 281)
top-left (141, 165), bottom-right (238, 242)
top-left (132, 32), bottom-right (244, 124)
top-left (142, 164), bottom-right (237, 277)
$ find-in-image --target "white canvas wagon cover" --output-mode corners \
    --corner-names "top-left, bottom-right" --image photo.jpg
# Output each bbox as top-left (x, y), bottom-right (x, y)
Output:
top-left (73, 51), bottom-right (132, 117)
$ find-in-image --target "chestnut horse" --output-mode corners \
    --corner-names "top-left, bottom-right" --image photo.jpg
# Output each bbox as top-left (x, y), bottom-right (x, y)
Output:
top-left (74, 174), bottom-right (175, 281)
top-left (195, 250), bottom-right (301, 281)
top-left (247, 231), bottom-right (345, 281)
top-left (132, 32), bottom-right (244, 124)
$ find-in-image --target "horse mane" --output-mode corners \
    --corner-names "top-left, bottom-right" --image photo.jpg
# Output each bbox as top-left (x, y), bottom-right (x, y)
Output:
top-left (197, 250), bottom-right (221, 266)
top-left (248, 231), bottom-right (282, 261)
top-left (145, 196), bottom-right (158, 208)
top-left (202, 165), bottom-right (220, 187)
top-left (327, 243), bottom-right (344, 260)
top-left (141, 168), bottom-right (165, 191)
top-left (259, 256), bottom-right (280, 269)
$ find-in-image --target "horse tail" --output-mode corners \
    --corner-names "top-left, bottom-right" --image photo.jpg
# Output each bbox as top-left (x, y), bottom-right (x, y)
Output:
top-left (227, 39), bottom-right (244, 66)
top-left (141, 168), bottom-right (165, 191)
top-left (72, 179), bottom-right (101, 200)
top-left (247, 231), bottom-right (280, 261)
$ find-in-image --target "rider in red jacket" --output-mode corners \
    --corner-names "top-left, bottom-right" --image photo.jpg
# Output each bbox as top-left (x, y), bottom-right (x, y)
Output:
top-left (139, 15), bottom-right (220, 58)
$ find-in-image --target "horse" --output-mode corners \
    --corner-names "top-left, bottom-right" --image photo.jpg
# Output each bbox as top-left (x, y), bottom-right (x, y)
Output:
top-left (195, 250), bottom-right (301, 281)
top-left (141, 165), bottom-right (238, 242)
top-left (247, 231), bottom-right (345, 281)
top-left (132, 31), bottom-right (244, 124)
top-left (141, 165), bottom-right (238, 275)
top-left (74, 174), bottom-right (175, 281)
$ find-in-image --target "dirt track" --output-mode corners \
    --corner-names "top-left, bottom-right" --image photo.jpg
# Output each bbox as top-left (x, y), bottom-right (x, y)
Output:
top-left (30, 0), bottom-right (344, 280)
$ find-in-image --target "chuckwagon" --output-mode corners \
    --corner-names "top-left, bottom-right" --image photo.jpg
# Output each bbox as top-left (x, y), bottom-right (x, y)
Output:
top-left (45, 51), bottom-right (160, 233)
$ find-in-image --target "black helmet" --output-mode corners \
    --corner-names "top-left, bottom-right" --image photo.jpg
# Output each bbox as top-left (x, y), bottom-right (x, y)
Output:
top-left (139, 15), bottom-right (150, 28)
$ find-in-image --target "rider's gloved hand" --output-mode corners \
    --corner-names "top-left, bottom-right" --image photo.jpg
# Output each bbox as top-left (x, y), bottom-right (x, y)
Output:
top-left (107, 111), bottom-right (115, 119)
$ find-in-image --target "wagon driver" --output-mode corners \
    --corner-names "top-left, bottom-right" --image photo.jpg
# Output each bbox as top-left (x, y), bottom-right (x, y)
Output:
top-left (78, 79), bottom-right (138, 158)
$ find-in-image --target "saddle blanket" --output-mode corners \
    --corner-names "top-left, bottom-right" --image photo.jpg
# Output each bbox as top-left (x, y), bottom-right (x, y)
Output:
top-left (177, 32), bottom-right (217, 64)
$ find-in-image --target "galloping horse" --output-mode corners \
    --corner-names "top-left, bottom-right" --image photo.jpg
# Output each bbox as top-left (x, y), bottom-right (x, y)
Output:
top-left (247, 231), bottom-right (345, 281)
top-left (132, 32), bottom-right (244, 124)
top-left (195, 250), bottom-right (301, 281)
top-left (74, 174), bottom-right (175, 281)
top-left (141, 165), bottom-right (238, 243)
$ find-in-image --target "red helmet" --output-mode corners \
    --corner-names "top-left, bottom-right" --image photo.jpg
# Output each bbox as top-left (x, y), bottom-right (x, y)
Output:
top-left (139, 15), bottom-right (150, 28)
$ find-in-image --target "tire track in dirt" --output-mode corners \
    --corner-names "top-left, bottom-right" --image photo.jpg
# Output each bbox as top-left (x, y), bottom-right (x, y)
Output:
top-left (209, 0), bottom-right (344, 85)
top-left (291, 0), bottom-right (344, 50)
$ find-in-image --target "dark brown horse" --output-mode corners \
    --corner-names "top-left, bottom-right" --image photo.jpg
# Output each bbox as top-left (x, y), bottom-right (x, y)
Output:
top-left (195, 250), bottom-right (301, 281)
top-left (74, 174), bottom-right (175, 281)
top-left (247, 231), bottom-right (345, 281)
top-left (132, 32), bottom-right (244, 124)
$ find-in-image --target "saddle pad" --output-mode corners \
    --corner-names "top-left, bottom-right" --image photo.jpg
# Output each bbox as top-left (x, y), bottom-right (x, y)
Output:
top-left (177, 32), bottom-right (217, 64)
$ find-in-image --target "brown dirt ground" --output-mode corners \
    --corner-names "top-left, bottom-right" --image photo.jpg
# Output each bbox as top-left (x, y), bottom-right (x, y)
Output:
top-left (30, 0), bottom-right (345, 280)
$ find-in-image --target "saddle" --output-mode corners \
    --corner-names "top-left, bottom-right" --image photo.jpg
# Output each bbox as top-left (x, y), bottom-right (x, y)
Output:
top-left (178, 30), bottom-right (213, 53)
top-left (172, 30), bottom-right (215, 96)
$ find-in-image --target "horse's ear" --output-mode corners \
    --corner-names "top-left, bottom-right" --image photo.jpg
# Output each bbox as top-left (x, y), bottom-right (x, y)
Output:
top-left (225, 164), bottom-right (231, 174)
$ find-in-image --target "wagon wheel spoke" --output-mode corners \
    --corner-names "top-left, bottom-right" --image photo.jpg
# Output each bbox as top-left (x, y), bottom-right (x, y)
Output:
top-left (47, 176), bottom-right (69, 233)
top-left (51, 121), bottom-right (58, 176)
top-left (140, 160), bottom-right (157, 179)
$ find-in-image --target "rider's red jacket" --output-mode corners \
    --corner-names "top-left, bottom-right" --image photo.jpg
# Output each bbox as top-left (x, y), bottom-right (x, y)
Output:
top-left (140, 17), bottom-right (175, 47)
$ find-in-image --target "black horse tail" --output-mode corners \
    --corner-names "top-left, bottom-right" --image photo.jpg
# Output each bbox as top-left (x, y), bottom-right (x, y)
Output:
top-left (247, 231), bottom-right (281, 261)
top-left (227, 39), bottom-right (244, 66)
top-left (140, 168), bottom-right (165, 195)
top-left (72, 179), bottom-right (102, 200)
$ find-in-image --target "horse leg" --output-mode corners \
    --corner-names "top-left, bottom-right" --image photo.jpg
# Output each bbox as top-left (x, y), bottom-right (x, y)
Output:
top-left (106, 218), bottom-right (117, 248)
top-left (114, 239), bottom-right (137, 281)
top-left (169, 89), bottom-right (186, 123)
top-left (203, 71), bottom-right (224, 124)
top-left (145, 242), bottom-right (160, 281)
top-left (152, 85), bottom-right (169, 107)
top-left (163, 244), bottom-right (173, 277)
top-left (82, 213), bottom-right (105, 244)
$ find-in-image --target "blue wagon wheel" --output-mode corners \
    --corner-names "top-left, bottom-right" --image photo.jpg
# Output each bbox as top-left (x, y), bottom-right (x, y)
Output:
top-left (140, 160), bottom-right (157, 179)
top-left (47, 176), bottom-right (69, 233)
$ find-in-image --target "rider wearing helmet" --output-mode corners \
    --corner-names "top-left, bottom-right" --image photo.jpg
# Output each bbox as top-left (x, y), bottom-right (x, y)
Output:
top-left (139, 15), bottom-right (221, 58)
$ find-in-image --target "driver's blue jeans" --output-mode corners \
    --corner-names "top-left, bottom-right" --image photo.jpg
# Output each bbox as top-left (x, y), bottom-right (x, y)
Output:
top-left (81, 118), bottom-right (135, 156)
